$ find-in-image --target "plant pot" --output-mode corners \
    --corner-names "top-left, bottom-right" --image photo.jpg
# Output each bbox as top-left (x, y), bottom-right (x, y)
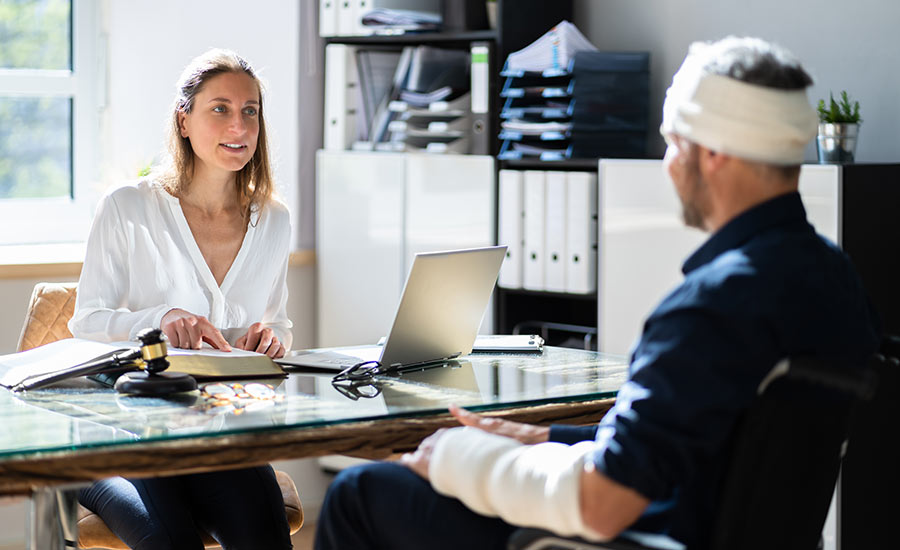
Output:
top-left (817, 123), bottom-right (859, 164)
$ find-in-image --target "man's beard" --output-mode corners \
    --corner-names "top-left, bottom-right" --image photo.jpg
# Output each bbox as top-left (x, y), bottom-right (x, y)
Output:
top-left (679, 156), bottom-right (707, 230)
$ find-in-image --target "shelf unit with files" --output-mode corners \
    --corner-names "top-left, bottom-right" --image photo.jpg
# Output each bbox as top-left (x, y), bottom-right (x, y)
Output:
top-left (322, 1), bottom-right (574, 156)
top-left (494, 158), bottom-right (598, 350)
top-left (316, 1), bottom-right (575, 347)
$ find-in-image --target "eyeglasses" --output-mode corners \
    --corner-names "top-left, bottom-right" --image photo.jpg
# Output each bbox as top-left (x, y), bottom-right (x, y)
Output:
top-left (332, 361), bottom-right (384, 382)
top-left (332, 357), bottom-right (456, 383)
top-left (331, 379), bottom-right (383, 401)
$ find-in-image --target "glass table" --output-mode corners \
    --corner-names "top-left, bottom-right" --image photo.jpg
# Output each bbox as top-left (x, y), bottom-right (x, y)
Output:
top-left (0, 347), bottom-right (628, 548)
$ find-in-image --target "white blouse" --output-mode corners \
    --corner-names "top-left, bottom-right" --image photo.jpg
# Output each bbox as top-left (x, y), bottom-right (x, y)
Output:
top-left (69, 179), bottom-right (293, 349)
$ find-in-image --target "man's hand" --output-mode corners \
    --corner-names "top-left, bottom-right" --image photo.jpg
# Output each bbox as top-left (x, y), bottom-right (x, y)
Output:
top-left (161, 309), bottom-right (231, 351)
top-left (449, 404), bottom-right (550, 444)
top-left (400, 405), bottom-right (550, 480)
top-left (399, 428), bottom-right (448, 480)
top-left (236, 322), bottom-right (285, 358)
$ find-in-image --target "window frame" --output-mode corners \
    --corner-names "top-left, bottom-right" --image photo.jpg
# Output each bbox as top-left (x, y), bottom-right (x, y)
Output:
top-left (0, 0), bottom-right (102, 247)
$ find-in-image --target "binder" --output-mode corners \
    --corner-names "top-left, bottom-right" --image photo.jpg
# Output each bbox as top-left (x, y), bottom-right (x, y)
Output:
top-left (544, 171), bottom-right (567, 292)
top-left (355, 0), bottom-right (375, 35)
top-left (498, 170), bottom-right (524, 288)
top-left (324, 44), bottom-right (359, 150)
top-left (470, 42), bottom-right (490, 155)
top-left (523, 170), bottom-right (546, 291)
top-left (337, 0), bottom-right (357, 36)
top-left (320, 0), bottom-right (338, 36)
top-left (565, 171), bottom-right (597, 294)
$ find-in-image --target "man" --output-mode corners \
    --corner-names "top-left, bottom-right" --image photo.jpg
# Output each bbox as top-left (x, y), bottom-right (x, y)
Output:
top-left (314, 37), bottom-right (881, 550)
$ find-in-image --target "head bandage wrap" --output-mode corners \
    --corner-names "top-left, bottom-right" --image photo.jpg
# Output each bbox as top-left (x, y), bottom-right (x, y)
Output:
top-left (660, 40), bottom-right (818, 165)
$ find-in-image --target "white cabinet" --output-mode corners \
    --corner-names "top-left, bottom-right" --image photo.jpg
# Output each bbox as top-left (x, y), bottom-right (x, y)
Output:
top-left (316, 150), bottom-right (495, 347)
top-left (597, 159), bottom-right (840, 355)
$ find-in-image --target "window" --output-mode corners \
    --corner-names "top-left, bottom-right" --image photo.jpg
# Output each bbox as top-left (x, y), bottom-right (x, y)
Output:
top-left (0, 0), bottom-right (100, 247)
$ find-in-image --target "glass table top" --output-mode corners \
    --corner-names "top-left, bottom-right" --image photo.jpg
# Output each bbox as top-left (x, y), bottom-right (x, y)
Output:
top-left (0, 347), bottom-right (628, 460)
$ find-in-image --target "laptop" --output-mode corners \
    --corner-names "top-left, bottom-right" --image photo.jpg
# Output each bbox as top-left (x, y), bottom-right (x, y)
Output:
top-left (280, 246), bottom-right (506, 371)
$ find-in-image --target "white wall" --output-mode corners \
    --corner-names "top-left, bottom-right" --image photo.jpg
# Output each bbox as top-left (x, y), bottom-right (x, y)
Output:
top-left (573, 0), bottom-right (900, 162)
top-left (100, 0), bottom-right (301, 233)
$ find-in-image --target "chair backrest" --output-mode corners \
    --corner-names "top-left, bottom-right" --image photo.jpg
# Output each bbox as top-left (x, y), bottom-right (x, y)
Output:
top-left (710, 357), bottom-right (876, 550)
top-left (17, 282), bottom-right (78, 352)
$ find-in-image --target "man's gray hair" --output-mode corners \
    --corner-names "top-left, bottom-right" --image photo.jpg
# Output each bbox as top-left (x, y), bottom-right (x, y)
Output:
top-left (700, 36), bottom-right (813, 91)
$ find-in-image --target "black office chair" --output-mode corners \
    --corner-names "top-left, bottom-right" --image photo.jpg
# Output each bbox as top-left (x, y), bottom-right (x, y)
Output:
top-left (508, 356), bottom-right (877, 550)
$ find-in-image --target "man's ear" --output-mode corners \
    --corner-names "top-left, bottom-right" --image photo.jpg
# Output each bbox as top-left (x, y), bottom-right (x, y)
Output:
top-left (178, 111), bottom-right (188, 138)
top-left (697, 145), bottom-right (728, 176)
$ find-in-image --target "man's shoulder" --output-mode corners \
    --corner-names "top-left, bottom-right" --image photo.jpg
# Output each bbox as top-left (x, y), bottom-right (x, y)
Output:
top-left (666, 230), bottom-right (851, 314)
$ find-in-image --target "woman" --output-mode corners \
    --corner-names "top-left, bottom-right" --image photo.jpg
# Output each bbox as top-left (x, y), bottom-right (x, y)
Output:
top-left (69, 49), bottom-right (294, 549)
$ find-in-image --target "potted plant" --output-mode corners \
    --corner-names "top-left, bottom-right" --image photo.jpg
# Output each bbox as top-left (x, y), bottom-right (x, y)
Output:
top-left (816, 91), bottom-right (861, 164)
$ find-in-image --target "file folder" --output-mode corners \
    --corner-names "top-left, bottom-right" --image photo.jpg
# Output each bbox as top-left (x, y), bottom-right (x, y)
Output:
top-left (470, 42), bottom-right (491, 155)
top-left (355, 0), bottom-right (374, 35)
top-left (320, 0), bottom-right (338, 36)
top-left (337, 0), bottom-right (357, 36)
top-left (498, 170), bottom-right (524, 289)
top-left (565, 171), bottom-right (597, 294)
top-left (544, 171), bottom-right (567, 292)
top-left (324, 44), bottom-right (359, 150)
top-left (523, 170), bottom-right (546, 291)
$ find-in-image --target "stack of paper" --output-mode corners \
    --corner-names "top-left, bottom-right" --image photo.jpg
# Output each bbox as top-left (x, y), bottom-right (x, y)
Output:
top-left (506, 21), bottom-right (597, 73)
top-left (501, 120), bottom-right (572, 136)
top-left (361, 8), bottom-right (441, 32)
top-left (399, 85), bottom-right (454, 107)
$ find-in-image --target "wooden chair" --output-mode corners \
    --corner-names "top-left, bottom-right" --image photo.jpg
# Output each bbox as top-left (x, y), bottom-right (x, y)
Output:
top-left (17, 282), bottom-right (304, 549)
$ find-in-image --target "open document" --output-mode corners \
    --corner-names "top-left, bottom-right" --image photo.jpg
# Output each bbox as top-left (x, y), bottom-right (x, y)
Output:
top-left (0, 338), bottom-right (285, 390)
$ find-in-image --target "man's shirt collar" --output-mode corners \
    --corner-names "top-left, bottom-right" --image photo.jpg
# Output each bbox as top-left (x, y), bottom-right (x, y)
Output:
top-left (682, 191), bottom-right (809, 275)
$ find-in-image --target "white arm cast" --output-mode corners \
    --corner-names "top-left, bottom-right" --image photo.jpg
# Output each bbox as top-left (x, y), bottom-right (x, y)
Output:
top-left (429, 426), bottom-right (602, 540)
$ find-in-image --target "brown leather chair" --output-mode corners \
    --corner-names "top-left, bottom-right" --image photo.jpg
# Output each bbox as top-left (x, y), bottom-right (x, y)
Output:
top-left (18, 282), bottom-right (304, 549)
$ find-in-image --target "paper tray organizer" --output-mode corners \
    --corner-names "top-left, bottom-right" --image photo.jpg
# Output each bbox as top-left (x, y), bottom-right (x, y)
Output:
top-left (498, 51), bottom-right (650, 162)
top-left (383, 92), bottom-right (472, 153)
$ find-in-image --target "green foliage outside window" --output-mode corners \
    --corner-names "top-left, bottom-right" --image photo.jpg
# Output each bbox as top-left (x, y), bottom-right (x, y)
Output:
top-left (0, 0), bottom-right (72, 199)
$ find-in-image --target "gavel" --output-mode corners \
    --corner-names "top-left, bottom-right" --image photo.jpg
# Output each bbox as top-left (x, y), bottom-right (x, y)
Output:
top-left (114, 328), bottom-right (197, 395)
top-left (13, 328), bottom-right (197, 395)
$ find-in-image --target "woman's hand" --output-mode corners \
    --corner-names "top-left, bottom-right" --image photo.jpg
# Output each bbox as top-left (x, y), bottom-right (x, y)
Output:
top-left (449, 404), bottom-right (550, 444)
top-left (236, 322), bottom-right (285, 358)
top-left (160, 309), bottom-right (232, 351)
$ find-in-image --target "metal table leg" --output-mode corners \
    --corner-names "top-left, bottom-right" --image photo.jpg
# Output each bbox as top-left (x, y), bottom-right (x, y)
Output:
top-left (27, 488), bottom-right (79, 550)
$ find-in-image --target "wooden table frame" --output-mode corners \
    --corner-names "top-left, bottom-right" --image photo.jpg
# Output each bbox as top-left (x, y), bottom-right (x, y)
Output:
top-left (0, 398), bottom-right (615, 497)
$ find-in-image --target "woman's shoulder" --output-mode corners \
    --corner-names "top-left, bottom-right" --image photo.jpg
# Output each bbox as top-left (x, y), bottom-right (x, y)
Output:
top-left (102, 178), bottom-right (169, 204)
top-left (256, 196), bottom-right (291, 228)
top-left (95, 179), bottom-right (173, 223)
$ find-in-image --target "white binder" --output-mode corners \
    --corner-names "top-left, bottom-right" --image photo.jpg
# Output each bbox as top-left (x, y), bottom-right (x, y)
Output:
top-left (324, 44), bottom-right (358, 150)
top-left (355, 0), bottom-right (375, 35)
top-left (544, 171), bottom-right (567, 292)
top-left (565, 171), bottom-right (597, 294)
top-left (523, 170), bottom-right (546, 291)
top-left (498, 170), bottom-right (524, 289)
top-left (319, 0), bottom-right (337, 36)
top-left (337, 0), bottom-right (357, 36)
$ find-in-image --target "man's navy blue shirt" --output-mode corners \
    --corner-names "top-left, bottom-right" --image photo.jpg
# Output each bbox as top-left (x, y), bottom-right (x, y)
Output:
top-left (550, 192), bottom-right (880, 548)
